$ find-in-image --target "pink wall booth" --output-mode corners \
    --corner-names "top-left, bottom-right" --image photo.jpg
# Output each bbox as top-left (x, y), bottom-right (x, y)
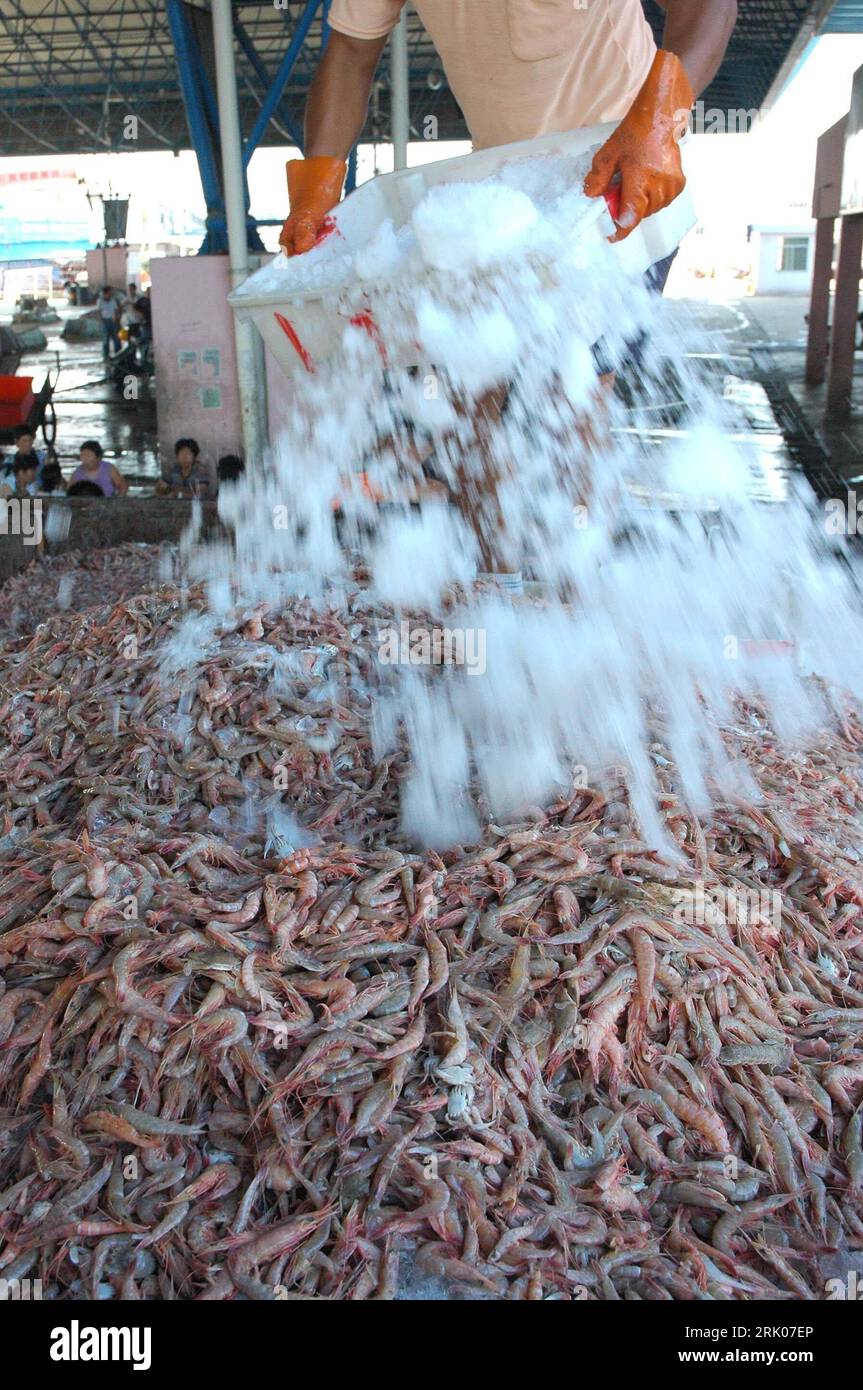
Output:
top-left (86, 246), bottom-right (139, 291)
top-left (151, 253), bottom-right (289, 476)
top-left (151, 254), bottom-right (244, 472)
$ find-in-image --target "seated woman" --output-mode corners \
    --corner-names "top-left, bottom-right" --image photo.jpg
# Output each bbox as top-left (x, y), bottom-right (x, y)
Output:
top-left (69, 440), bottom-right (128, 497)
top-left (155, 438), bottom-right (210, 498)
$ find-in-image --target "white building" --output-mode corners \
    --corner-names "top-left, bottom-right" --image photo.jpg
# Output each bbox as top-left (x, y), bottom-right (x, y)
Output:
top-left (750, 223), bottom-right (817, 294)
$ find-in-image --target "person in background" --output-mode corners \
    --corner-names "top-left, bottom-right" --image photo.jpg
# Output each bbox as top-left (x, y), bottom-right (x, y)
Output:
top-left (135, 287), bottom-right (152, 351)
top-left (156, 438), bottom-right (210, 498)
top-left (67, 479), bottom-right (105, 498)
top-left (38, 459), bottom-right (66, 494)
top-left (98, 286), bottom-right (121, 359)
top-left (69, 440), bottom-right (128, 497)
top-left (122, 283), bottom-right (142, 335)
top-left (0, 456), bottom-right (40, 500)
top-left (217, 453), bottom-right (245, 487)
top-left (1, 426), bottom-right (46, 490)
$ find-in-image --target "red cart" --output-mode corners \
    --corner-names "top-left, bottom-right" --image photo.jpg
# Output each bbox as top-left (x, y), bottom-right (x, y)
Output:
top-left (0, 358), bottom-right (59, 450)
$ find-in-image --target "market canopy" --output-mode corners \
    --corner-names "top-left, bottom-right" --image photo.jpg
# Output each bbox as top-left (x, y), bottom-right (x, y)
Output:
top-left (0, 0), bottom-right (857, 157)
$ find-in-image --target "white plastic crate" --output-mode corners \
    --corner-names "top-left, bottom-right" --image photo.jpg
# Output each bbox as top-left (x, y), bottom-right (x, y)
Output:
top-left (230, 122), bottom-right (696, 380)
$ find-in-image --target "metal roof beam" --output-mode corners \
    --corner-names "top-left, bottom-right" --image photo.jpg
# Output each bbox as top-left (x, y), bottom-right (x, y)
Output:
top-left (233, 16), bottom-right (304, 147)
top-left (761, 0), bottom-right (843, 108)
top-left (242, 0), bottom-right (323, 164)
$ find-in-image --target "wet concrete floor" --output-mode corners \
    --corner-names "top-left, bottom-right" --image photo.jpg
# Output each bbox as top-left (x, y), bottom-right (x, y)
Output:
top-left (2, 294), bottom-right (859, 510)
top-left (1, 305), bottom-right (159, 491)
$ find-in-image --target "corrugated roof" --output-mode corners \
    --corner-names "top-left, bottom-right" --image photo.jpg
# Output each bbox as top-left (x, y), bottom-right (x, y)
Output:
top-left (822, 0), bottom-right (863, 29)
top-left (0, 0), bottom-right (857, 157)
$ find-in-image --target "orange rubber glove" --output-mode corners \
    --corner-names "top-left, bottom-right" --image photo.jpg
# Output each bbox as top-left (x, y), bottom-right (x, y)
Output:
top-left (584, 50), bottom-right (693, 244)
top-left (279, 156), bottom-right (347, 256)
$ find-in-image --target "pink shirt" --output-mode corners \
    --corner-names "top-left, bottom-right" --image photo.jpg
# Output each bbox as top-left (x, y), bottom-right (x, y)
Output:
top-left (328, 0), bottom-right (656, 150)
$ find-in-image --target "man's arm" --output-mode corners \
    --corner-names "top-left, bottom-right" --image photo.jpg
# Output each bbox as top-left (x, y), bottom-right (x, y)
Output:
top-left (652, 0), bottom-right (738, 97)
top-left (279, 31), bottom-right (388, 252)
top-left (303, 31), bottom-right (389, 157)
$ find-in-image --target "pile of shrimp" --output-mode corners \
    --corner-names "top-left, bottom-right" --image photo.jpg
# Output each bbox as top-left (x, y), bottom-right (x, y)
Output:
top-left (1, 574), bottom-right (862, 1300)
top-left (0, 544), bottom-right (174, 645)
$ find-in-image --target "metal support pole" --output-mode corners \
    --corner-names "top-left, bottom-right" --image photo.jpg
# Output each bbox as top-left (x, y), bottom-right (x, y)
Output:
top-left (805, 217), bottom-right (835, 387)
top-left (827, 213), bottom-right (863, 418)
top-left (390, 7), bottom-right (409, 170)
top-left (212, 0), bottom-right (266, 465)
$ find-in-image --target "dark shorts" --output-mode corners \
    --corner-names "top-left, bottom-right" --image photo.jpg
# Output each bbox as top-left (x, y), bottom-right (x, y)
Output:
top-left (591, 248), bottom-right (679, 377)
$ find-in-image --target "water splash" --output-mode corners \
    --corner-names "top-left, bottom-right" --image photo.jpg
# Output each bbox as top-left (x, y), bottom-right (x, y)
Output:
top-left (188, 153), bottom-right (863, 848)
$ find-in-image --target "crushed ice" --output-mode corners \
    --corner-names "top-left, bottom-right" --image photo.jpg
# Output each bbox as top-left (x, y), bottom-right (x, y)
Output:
top-left (197, 152), bottom-right (863, 848)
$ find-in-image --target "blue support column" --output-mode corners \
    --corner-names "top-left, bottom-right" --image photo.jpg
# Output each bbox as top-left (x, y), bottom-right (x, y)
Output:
top-left (171, 0), bottom-right (341, 250)
top-left (167, 0), bottom-right (264, 253)
top-left (166, 0), bottom-right (227, 253)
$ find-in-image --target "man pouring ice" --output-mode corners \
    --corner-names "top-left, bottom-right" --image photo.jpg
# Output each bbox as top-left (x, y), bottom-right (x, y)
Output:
top-left (279, 2), bottom-right (736, 254)
top-left (278, 1), bottom-right (737, 583)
